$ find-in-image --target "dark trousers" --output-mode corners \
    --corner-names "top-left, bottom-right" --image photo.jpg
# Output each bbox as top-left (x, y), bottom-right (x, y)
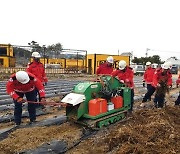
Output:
top-left (35, 88), bottom-right (42, 102)
top-left (154, 94), bottom-right (165, 108)
top-left (142, 84), bottom-right (156, 102)
top-left (147, 84), bottom-right (152, 92)
top-left (129, 89), bottom-right (134, 112)
top-left (175, 93), bottom-right (180, 105)
top-left (35, 88), bottom-right (44, 108)
top-left (14, 90), bottom-right (37, 125)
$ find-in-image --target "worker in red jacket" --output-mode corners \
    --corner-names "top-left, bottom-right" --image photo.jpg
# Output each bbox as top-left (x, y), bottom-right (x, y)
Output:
top-left (176, 74), bottom-right (180, 88)
top-left (27, 52), bottom-right (48, 104)
top-left (175, 73), bottom-right (180, 105)
top-left (143, 62), bottom-right (155, 86)
top-left (141, 62), bottom-right (156, 105)
top-left (96, 56), bottom-right (114, 75)
top-left (152, 63), bottom-right (172, 108)
top-left (111, 60), bottom-right (134, 112)
top-left (27, 52), bottom-right (48, 85)
top-left (6, 71), bottom-right (46, 125)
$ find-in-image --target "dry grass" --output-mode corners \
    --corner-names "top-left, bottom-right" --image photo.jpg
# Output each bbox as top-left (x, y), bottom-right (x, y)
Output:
top-left (68, 106), bottom-right (180, 154)
top-left (0, 106), bottom-right (179, 154)
top-left (0, 123), bottom-right (82, 154)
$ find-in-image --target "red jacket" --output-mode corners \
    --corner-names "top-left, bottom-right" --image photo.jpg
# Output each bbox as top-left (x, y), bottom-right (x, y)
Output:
top-left (6, 72), bottom-right (45, 100)
top-left (26, 61), bottom-right (48, 83)
top-left (152, 69), bottom-right (172, 87)
top-left (143, 67), bottom-right (155, 84)
top-left (96, 62), bottom-right (113, 75)
top-left (176, 74), bottom-right (180, 85)
top-left (111, 67), bottom-right (134, 88)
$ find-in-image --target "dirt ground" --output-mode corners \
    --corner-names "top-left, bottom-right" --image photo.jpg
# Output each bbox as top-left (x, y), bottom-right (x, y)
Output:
top-left (0, 106), bottom-right (179, 154)
top-left (68, 106), bottom-right (180, 154)
top-left (0, 75), bottom-right (180, 154)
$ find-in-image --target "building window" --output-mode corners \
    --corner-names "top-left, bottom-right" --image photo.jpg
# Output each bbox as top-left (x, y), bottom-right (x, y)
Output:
top-left (0, 47), bottom-right (7, 56)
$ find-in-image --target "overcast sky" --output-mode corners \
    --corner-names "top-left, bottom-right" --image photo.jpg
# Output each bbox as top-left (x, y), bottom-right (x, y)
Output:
top-left (1, 0), bottom-right (180, 61)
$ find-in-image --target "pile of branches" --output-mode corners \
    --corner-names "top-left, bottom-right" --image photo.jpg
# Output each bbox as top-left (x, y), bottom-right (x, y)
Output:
top-left (71, 106), bottom-right (180, 154)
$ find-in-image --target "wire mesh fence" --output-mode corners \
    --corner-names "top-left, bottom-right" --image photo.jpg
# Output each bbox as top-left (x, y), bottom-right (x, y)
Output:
top-left (0, 67), bottom-right (89, 76)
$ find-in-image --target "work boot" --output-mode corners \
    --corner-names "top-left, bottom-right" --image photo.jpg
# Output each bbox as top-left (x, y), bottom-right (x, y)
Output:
top-left (142, 99), bottom-right (147, 103)
top-left (14, 122), bottom-right (21, 128)
top-left (154, 102), bottom-right (158, 108)
top-left (36, 104), bottom-right (45, 109)
top-left (175, 102), bottom-right (180, 106)
top-left (28, 120), bottom-right (37, 125)
top-left (148, 98), bottom-right (151, 101)
top-left (127, 110), bottom-right (133, 117)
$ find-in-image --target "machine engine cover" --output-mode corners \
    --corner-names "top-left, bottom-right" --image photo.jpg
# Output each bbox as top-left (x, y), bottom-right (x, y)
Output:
top-left (61, 93), bottom-right (85, 106)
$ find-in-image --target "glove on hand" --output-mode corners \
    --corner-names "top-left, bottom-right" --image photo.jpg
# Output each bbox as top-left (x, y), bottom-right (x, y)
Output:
top-left (120, 80), bottom-right (124, 83)
top-left (17, 97), bottom-right (25, 103)
top-left (143, 81), bottom-right (145, 87)
top-left (40, 98), bottom-right (46, 102)
top-left (125, 79), bottom-right (129, 83)
top-left (157, 83), bottom-right (161, 87)
top-left (43, 82), bottom-right (47, 86)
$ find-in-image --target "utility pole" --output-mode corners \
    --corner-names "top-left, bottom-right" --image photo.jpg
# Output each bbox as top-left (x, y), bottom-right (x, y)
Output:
top-left (76, 52), bottom-right (78, 73)
top-left (130, 51), bottom-right (133, 64)
top-left (43, 45), bottom-right (46, 66)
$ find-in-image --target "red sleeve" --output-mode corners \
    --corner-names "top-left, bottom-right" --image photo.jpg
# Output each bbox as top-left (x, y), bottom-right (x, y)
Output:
top-left (6, 78), bottom-right (20, 100)
top-left (143, 70), bottom-right (147, 81)
top-left (130, 69), bottom-right (134, 79)
top-left (34, 78), bottom-right (46, 98)
top-left (125, 69), bottom-right (134, 83)
top-left (167, 73), bottom-right (172, 86)
top-left (111, 70), bottom-right (119, 77)
top-left (96, 66), bottom-right (101, 75)
top-left (152, 72), bottom-right (158, 87)
top-left (26, 64), bottom-right (32, 73)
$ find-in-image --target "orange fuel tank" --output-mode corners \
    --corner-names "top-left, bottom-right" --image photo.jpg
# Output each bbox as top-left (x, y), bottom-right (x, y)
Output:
top-left (111, 96), bottom-right (123, 109)
top-left (89, 98), bottom-right (108, 116)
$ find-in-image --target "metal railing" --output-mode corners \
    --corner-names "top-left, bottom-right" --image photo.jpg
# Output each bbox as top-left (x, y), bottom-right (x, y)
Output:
top-left (0, 67), bottom-right (26, 74)
top-left (0, 67), bottom-right (90, 75)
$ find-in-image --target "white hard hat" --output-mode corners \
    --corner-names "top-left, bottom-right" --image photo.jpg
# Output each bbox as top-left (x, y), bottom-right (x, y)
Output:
top-left (106, 56), bottom-right (114, 64)
top-left (32, 52), bottom-right (41, 58)
top-left (119, 60), bottom-right (127, 70)
top-left (146, 61), bottom-right (151, 66)
top-left (16, 71), bottom-right (30, 84)
top-left (162, 63), bottom-right (170, 70)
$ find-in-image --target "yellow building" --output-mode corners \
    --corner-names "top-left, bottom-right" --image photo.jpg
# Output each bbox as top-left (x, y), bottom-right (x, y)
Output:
top-left (86, 54), bottom-right (130, 74)
top-left (46, 58), bottom-right (84, 69)
top-left (0, 44), bottom-right (15, 67)
top-left (31, 58), bottom-right (84, 69)
top-left (30, 53), bottom-right (130, 74)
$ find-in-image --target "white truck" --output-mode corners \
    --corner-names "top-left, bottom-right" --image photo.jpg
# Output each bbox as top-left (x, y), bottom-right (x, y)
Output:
top-left (130, 64), bottom-right (145, 75)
